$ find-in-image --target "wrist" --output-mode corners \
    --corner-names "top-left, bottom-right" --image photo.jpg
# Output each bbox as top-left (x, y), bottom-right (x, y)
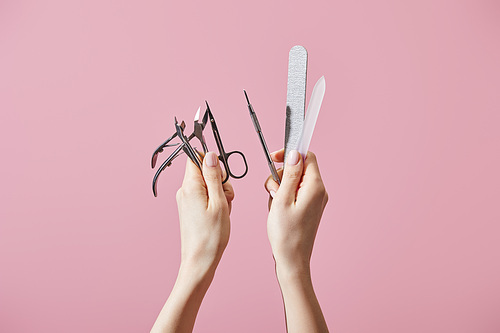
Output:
top-left (181, 245), bottom-right (225, 275)
top-left (153, 260), bottom-right (217, 332)
top-left (178, 258), bottom-right (218, 287)
top-left (274, 257), bottom-right (312, 286)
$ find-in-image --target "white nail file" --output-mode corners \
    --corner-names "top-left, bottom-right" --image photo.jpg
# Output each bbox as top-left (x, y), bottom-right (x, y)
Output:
top-left (285, 45), bottom-right (308, 163)
top-left (296, 76), bottom-right (326, 158)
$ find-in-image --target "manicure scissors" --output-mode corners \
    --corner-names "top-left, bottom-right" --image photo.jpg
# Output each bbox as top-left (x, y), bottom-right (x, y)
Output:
top-left (205, 101), bottom-right (248, 184)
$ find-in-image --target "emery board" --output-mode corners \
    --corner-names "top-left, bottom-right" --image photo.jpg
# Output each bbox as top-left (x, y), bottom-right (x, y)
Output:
top-left (284, 45), bottom-right (308, 163)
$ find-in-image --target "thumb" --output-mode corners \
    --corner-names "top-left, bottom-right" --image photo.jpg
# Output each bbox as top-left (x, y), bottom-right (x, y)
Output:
top-left (276, 150), bottom-right (303, 204)
top-left (202, 152), bottom-right (226, 204)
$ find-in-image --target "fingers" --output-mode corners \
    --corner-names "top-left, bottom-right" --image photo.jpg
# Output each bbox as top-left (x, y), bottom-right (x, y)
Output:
top-left (220, 178), bottom-right (234, 214)
top-left (272, 150), bottom-right (323, 184)
top-left (222, 180), bottom-right (235, 204)
top-left (302, 151), bottom-right (323, 181)
top-left (266, 150), bottom-right (326, 206)
top-left (202, 151), bottom-right (227, 205)
top-left (264, 148), bottom-right (283, 197)
top-left (181, 154), bottom-right (205, 194)
top-left (297, 151), bottom-right (328, 204)
top-left (270, 148), bottom-right (285, 163)
top-left (264, 168), bottom-right (283, 198)
top-left (275, 150), bottom-right (303, 205)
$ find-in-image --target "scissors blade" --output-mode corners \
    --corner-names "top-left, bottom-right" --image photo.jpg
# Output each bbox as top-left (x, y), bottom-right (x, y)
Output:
top-left (194, 106), bottom-right (201, 122)
top-left (176, 117), bottom-right (203, 169)
top-left (205, 101), bottom-right (218, 131)
top-left (201, 108), bottom-right (209, 128)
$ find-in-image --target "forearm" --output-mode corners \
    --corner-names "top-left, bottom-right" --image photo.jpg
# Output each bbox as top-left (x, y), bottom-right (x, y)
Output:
top-left (276, 262), bottom-right (329, 333)
top-left (151, 261), bottom-right (216, 333)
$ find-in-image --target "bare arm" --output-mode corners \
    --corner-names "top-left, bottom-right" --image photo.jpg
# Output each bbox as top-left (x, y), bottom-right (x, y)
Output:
top-left (151, 152), bottom-right (234, 333)
top-left (265, 149), bottom-right (329, 333)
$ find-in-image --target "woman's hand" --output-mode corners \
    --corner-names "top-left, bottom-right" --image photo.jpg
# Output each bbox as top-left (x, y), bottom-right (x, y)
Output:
top-left (264, 149), bottom-right (329, 333)
top-left (176, 151), bottom-right (234, 273)
top-left (151, 151), bottom-right (234, 333)
top-left (264, 149), bottom-right (328, 275)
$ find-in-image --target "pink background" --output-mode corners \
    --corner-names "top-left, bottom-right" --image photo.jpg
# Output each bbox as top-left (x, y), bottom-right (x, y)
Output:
top-left (1, 0), bottom-right (499, 332)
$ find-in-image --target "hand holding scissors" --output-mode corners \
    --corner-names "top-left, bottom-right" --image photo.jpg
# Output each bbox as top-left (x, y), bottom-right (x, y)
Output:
top-left (151, 103), bottom-right (248, 196)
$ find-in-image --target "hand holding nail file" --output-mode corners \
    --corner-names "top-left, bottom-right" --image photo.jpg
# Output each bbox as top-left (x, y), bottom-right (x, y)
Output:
top-left (296, 76), bottom-right (326, 159)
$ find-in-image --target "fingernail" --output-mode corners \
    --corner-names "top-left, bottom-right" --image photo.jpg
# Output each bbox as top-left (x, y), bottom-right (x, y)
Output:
top-left (270, 190), bottom-right (276, 198)
top-left (287, 150), bottom-right (299, 166)
top-left (205, 152), bottom-right (218, 167)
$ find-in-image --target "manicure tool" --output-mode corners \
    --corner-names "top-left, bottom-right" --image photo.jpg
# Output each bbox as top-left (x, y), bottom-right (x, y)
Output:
top-left (151, 122), bottom-right (184, 168)
top-left (284, 45), bottom-right (308, 163)
top-left (205, 101), bottom-right (249, 184)
top-left (296, 76), bottom-right (326, 158)
top-left (151, 103), bottom-right (248, 196)
top-left (151, 107), bottom-right (209, 197)
top-left (244, 90), bottom-right (280, 184)
top-left (175, 116), bottom-right (203, 170)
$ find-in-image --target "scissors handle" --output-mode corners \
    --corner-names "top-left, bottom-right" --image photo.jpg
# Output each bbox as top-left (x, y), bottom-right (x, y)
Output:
top-left (219, 150), bottom-right (248, 183)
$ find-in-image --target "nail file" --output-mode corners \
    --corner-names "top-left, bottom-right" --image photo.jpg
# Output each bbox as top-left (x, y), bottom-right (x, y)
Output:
top-left (284, 45), bottom-right (308, 163)
top-left (296, 76), bottom-right (326, 158)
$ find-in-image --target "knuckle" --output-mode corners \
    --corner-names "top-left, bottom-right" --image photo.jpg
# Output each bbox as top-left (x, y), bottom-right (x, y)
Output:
top-left (203, 171), bottom-right (221, 183)
top-left (312, 183), bottom-right (327, 201)
top-left (263, 175), bottom-right (275, 191)
top-left (209, 199), bottom-right (227, 215)
top-left (225, 187), bottom-right (235, 202)
top-left (310, 174), bottom-right (323, 184)
top-left (306, 151), bottom-right (317, 163)
top-left (182, 182), bottom-right (198, 194)
top-left (272, 197), bottom-right (287, 209)
top-left (175, 188), bottom-right (183, 202)
top-left (285, 168), bottom-right (302, 182)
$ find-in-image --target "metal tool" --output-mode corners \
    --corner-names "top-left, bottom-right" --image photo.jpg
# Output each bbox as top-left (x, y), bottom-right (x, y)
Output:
top-left (151, 103), bottom-right (248, 196)
top-left (151, 122), bottom-right (184, 169)
top-left (151, 107), bottom-right (209, 197)
top-left (175, 117), bottom-right (203, 169)
top-left (205, 101), bottom-right (248, 184)
top-left (244, 90), bottom-right (280, 184)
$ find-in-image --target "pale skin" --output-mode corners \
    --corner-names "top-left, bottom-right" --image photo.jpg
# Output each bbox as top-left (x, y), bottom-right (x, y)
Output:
top-left (151, 149), bottom-right (329, 333)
